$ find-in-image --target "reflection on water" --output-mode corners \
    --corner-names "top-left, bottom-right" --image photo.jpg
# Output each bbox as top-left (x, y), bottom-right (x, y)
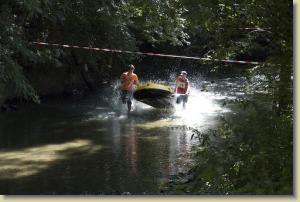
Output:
top-left (0, 78), bottom-right (244, 194)
top-left (0, 140), bottom-right (103, 179)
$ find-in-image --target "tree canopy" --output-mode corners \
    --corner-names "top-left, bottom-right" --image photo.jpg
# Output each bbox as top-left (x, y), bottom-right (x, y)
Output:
top-left (0, 0), bottom-right (293, 194)
top-left (0, 0), bottom-right (293, 113)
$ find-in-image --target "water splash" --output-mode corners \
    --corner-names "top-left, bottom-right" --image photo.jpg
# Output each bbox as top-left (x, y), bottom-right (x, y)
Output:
top-left (171, 88), bottom-right (229, 128)
top-left (92, 77), bottom-right (249, 127)
top-left (98, 79), bottom-right (232, 125)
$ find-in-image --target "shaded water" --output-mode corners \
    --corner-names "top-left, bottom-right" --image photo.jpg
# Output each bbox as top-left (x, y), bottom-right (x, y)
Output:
top-left (0, 78), bottom-right (246, 194)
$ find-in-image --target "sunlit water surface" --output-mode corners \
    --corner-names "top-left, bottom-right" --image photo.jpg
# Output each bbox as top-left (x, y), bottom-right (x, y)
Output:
top-left (0, 78), bottom-right (245, 194)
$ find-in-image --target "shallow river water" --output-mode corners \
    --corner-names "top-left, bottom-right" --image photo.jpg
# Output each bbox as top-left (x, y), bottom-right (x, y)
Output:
top-left (0, 78), bottom-right (246, 194)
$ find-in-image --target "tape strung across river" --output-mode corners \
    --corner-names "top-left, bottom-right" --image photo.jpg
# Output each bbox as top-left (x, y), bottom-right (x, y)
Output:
top-left (30, 41), bottom-right (262, 65)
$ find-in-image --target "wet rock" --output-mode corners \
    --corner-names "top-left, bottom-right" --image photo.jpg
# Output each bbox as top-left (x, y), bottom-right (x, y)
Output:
top-left (72, 89), bottom-right (83, 96)
top-left (0, 105), bottom-right (8, 112)
top-left (178, 178), bottom-right (189, 184)
top-left (186, 172), bottom-right (196, 182)
top-left (10, 104), bottom-right (18, 111)
top-left (1, 104), bottom-right (18, 112)
top-left (178, 172), bottom-right (186, 178)
top-left (110, 190), bottom-right (121, 195)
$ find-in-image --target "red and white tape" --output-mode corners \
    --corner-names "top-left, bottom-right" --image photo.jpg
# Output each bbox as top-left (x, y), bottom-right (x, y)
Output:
top-left (30, 42), bottom-right (260, 65)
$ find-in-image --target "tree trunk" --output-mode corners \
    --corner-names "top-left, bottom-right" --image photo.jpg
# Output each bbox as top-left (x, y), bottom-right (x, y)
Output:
top-left (80, 64), bottom-right (96, 91)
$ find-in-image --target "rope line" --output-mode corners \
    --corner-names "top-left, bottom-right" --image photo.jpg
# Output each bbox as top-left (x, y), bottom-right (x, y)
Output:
top-left (31, 42), bottom-right (261, 65)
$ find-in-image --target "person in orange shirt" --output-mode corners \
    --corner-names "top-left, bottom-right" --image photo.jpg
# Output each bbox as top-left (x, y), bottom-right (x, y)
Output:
top-left (120, 64), bottom-right (139, 112)
top-left (175, 71), bottom-right (190, 109)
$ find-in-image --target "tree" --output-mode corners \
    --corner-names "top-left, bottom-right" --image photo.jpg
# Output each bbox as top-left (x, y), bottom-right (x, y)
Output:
top-left (0, 0), bottom-right (189, 102)
top-left (182, 0), bottom-right (293, 114)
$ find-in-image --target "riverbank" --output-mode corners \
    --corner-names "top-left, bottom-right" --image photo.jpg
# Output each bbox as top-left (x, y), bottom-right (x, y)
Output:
top-left (0, 64), bottom-right (111, 111)
top-left (162, 95), bottom-right (293, 195)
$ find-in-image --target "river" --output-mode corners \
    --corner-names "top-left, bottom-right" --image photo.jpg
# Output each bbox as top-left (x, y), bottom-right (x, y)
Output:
top-left (0, 77), bottom-right (246, 194)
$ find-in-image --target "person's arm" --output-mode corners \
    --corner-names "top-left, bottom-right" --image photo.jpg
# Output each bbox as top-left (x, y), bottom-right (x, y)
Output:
top-left (186, 80), bottom-right (190, 95)
top-left (135, 75), bottom-right (139, 85)
top-left (175, 78), bottom-right (179, 93)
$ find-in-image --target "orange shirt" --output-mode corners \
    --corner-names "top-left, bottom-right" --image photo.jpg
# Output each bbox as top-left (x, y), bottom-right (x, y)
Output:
top-left (120, 72), bottom-right (139, 91)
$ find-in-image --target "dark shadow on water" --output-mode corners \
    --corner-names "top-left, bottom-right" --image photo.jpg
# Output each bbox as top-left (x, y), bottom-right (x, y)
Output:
top-left (0, 77), bottom-right (242, 194)
top-left (0, 100), bottom-right (190, 194)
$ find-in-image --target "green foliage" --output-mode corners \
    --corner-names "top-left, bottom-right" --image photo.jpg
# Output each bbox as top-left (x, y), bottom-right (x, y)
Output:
top-left (183, 0), bottom-right (292, 114)
top-left (125, 0), bottom-right (189, 46)
top-left (0, 1), bottom-right (39, 102)
top-left (182, 101), bottom-right (293, 194)
top-left (0, 0), bottom-right (293, 114)
top-left (1, 0), bottom-right (190, 102)
top-left (0, 0), bottom-right (293, 195)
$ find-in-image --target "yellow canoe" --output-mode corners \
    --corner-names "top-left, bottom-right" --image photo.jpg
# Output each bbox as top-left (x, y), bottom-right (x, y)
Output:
top-left (133, 83), bottom-right (175, 108)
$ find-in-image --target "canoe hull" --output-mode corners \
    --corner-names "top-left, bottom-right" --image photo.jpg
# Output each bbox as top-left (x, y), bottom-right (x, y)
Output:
top-left (133, 83), bottom-right (175, 108)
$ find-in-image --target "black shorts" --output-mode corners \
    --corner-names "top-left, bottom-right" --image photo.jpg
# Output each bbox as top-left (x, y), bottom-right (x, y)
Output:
top-left (176, 94), bottom-right (188, 104)
top-left (120, 90), bottom-right (133, 104)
